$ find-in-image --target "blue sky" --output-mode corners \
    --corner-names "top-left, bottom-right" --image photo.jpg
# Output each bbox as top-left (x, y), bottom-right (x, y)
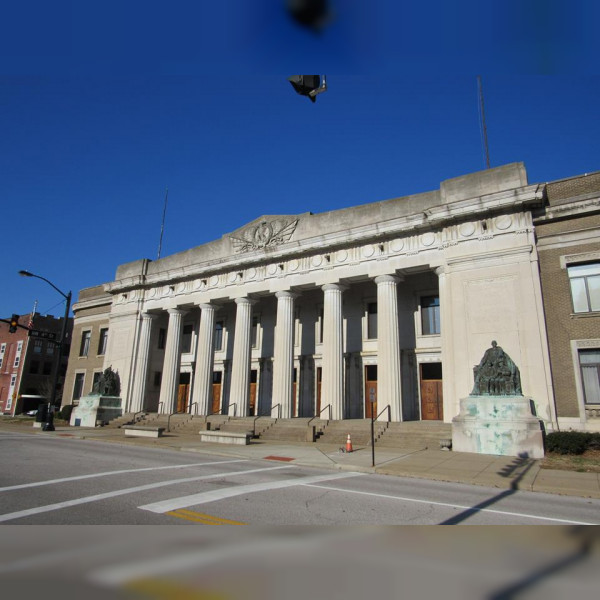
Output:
top-left (2, 1), bottom-right (599, 318)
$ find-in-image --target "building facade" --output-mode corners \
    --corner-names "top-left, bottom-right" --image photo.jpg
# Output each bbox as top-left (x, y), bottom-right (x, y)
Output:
top-left (534, 171), bottom-right (600, 432)
top-left (0, 313), bottom-right (72, 415)
top-left (62, 285), bottom-right (112, 406)
top-left (64, 162), bottom-right (566, 431)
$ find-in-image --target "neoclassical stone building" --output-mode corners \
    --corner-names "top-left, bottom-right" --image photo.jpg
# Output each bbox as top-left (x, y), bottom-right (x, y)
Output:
top-left (64, 163), bottom-right (560, 429)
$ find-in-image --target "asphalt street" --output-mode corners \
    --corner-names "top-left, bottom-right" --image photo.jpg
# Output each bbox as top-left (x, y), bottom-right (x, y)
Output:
top-left (1, 430), bottom-right (598, 526)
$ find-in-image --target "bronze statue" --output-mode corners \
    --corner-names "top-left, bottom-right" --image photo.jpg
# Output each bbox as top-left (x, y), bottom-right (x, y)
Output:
top-left (92, 366), bottom-right (120, 396)
top-left (472, 341), bottom-right (522, 396)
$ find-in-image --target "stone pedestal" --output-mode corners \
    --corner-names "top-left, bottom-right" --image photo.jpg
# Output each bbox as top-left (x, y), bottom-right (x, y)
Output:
top-left (70, 395), bottom-right (122, 427)
top-left (452, 396), bottom-right (544, 459)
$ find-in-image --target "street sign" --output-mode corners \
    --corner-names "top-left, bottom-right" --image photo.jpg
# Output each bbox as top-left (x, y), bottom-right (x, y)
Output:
top-left (28, 330), bottom-right (56, 341)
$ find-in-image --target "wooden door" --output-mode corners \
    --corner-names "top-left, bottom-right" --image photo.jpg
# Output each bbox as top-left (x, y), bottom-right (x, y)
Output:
top-left (292, 368), bottom-right (297, 417)
top-left (177, 384), bottom-right (189, 413)
top-left (364, 365), bottom-right (378, 419)
top-left (420, 363), bottom-right (443, 420)
top-left (315, 367), bottom-right (322, 416)
top-left (212, 371), bottom-right (222, 414)
top-left (249, 370), bottom-right (257, 416)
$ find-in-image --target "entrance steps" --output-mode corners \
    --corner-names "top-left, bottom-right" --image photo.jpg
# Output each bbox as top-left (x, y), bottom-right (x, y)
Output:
top-left (260, 417), bottom-right (328, 442)
top-left (217, 416), bottom-right (277, 438)
top-left (105, 413), bottom-right (144, 429)
top-left (316, 419), bottom-right (388, 446)
top-left (376, 421), bottom-right (452, 449)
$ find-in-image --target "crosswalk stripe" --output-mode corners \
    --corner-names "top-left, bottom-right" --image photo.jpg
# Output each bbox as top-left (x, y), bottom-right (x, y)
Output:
top-left (139, 471), bottom-right (362, 513)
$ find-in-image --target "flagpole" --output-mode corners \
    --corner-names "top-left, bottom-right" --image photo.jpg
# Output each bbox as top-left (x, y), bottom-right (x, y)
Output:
top-left (28, 300), bottom-right (38, 329)
top-left (157, 188), bottom-right (168, 260)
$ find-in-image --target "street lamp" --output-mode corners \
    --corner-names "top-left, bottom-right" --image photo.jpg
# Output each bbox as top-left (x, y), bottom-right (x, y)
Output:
top-left (19, 270), bottom-right (72, 431)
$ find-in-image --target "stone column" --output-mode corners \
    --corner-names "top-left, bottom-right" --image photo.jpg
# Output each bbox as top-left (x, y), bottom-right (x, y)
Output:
top-left (229, 297), bottom-right (256, 416)
top-left (375, 275), bottom-right (403, 422)
top-left (158, 308), bottom-right (186, 414)
top-left (435, 265), bottom-right (451, 422)
top-left (191, 303), bottom-right (216, 416)
top-left (129, 312), bottom-right (157, 413)
top-left (321, 283), bottom-right (347, 420)
top-left (272, 291), bottom-right (298, 418)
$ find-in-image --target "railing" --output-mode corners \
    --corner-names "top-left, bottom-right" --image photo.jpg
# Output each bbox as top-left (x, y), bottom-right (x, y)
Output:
top-left (252, 413), bottom-right (275, 437)
top-left (308, 404), bottom-right (331, 428)
top-left (187, 402), bottom-right (198, 416)
top-left (203, 404), bottom-right (236, 424)
top-left (132, 409), bottom-right (146, 424)
top-left (271, 403), bottom-right (282, 419)
top-left (375, 404), bottom-right (391, 423)
top-left (167, 409), bottom-right (188, 432)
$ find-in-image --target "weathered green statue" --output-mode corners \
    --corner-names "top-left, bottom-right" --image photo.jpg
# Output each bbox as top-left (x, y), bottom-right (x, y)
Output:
top-left (472, 341), bottom-right (522, 396)
top-left (92, 366), bottom-right (120, 396)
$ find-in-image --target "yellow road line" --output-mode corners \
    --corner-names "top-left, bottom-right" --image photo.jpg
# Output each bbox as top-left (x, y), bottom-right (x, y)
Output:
top-left (166, 509), bottom-right (246, 525)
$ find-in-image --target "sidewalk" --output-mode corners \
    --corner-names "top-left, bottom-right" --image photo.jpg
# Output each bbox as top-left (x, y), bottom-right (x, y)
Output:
top-left (14, 422), bottom-right (598, 499)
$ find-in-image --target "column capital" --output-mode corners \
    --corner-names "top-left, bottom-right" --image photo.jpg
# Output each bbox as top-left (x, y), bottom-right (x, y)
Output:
top-left (141, 312), bottom-right (159, 320)
top-left (197, 302), bottom-right (216, 311)
top-left (434, 265), bottom-right (447, 276)
top-left (275, 290), bottom-right (299, 300)
top-left (374, 274), bottom-right (403, 285)
top-left (234, 297), bottom-right (258, 306)
top-left (321, 283), bottom-right (349, 293)
top-left (167, 307), bottom-right (187, 316)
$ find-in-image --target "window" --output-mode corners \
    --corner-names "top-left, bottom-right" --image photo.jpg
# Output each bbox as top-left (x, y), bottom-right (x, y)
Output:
top-left (421, 296), bottom-right (441, 335)
top-left (92, 371), bottom-right (102, 391)
top-left (251, 317), bottom-right (259, 348)
top-left (14, 341), bottom-right (23, 367)
top-left (158, 328), bottom-right (166, 350)
top-left (568, 263), bottom-right (600, 313)
top-left (97, 328), bottom-right (108, 355)
top-left (7, 374), bottom-right (17, 410)
top-left (367, 302), bottom-right (378, 339)
top-left (72, 373), bottom-right (85, 401)
top-left (46, 342), bottom-right (55, 356)
top-left (214, 321), bottom-right (224, 351)
top-left (43, 362), bottom-right (52, 376)
top-left (0, 343), bottom-right (5, 369)
top-left (317, 307), bottom-right (324, 344)
top-left (182, 324), bottom-right (193, 354)
top-left (29, 360), bottom-right (40, 375)
top-left (79, 331), bottom-right (91, 357)
top-left (580, 350), bottom-right (600, 405)
top-left (33, 340), bottom-right (43, 354)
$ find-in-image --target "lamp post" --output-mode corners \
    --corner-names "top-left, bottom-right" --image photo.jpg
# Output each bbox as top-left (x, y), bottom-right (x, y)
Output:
top-left (19, 270), bottom-right (71, 431)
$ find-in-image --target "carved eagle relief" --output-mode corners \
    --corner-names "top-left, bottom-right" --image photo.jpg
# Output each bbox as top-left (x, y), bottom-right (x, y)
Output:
top-left (229, 219), bottom-right (299, 253)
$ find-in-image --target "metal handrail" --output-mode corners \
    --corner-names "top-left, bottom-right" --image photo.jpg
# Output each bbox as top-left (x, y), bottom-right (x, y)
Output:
top-left (167, 409), bottom-right (188, 432)
top-left (132, 409), bottom-right (146, 424)
top-left (187, 402), bottom-right (198, 416)
top-left (271, 403), bottom-right (281, 419)
top-left (375, 404), bottom-right (391, 422)
top-left (308, 404), bottom-right (331, 428)
top-left (253, 413), bottom-right (275, 437)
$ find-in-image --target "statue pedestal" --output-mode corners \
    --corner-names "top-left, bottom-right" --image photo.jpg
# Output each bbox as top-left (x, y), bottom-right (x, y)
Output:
top-left (452, 396), bottom-right (544, 459)
top-left (70, 395), bottom-right (122, 427)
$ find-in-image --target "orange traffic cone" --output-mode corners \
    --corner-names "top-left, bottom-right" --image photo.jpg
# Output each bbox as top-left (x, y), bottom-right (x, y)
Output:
top-left (346, 433), bottom-right (353, 453)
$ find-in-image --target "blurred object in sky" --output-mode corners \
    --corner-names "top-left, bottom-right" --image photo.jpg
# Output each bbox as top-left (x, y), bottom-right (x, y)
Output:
top-left (286, 0), bottom-right (334, 31)
top-left (288, 75), bottom-right (327, 102)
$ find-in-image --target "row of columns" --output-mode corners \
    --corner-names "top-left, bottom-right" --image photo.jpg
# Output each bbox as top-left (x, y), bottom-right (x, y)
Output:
top-left (130, 276), bottom-right (404, 420)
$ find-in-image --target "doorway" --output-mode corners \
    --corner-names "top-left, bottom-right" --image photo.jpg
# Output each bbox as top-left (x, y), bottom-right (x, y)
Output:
top-left (177, 373), bottom-right (190, 413)
top-left (249, 369), bottom-right (258, 416)
top-left (212, 371), bottom-right (222, 414)
top-left (364, 365), bottom-right (378, 419)
top-left (315, 367), bottom-right (322, 416)
top-left (420, 363), bottom-right (443, 420)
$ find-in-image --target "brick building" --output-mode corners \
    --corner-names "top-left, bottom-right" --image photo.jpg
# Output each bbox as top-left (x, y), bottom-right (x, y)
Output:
top-left (0, 313), bottom-right (73, 415)
top-left (535, 171), bottom-right (600, 431)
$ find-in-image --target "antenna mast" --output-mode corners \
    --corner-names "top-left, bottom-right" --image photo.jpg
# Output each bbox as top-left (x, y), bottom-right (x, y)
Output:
top-left (157, 188), bottom-right (169, 260)
top-left (477, 76), bottom-right (491, 169)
